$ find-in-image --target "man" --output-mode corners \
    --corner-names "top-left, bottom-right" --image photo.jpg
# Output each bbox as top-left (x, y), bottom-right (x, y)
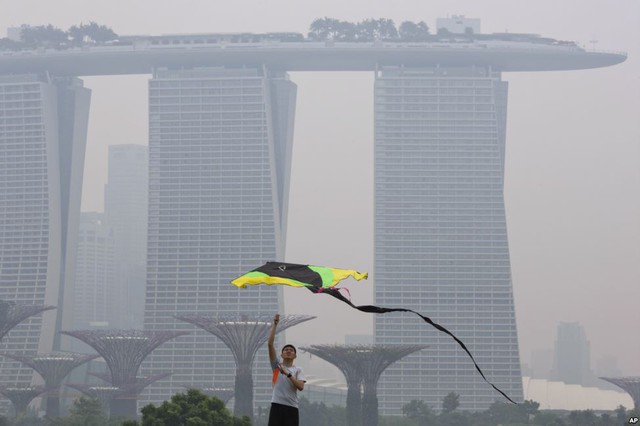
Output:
top-left (267, 313), bottom-right (305, 426)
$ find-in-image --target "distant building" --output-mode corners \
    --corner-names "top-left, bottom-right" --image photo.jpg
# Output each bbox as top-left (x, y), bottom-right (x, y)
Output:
top-left (0, 74), bottom-right (90, 384)
top-left (551, 322), bottom-right (593, 385)
top-left (436, 16), bottom-right (481, 34)
top-left (104, 144), bottom-right (148, 329)
top-left (72, 213), bottom-right (115, 333)
top-left (142, 67), bottom-right (296, 410)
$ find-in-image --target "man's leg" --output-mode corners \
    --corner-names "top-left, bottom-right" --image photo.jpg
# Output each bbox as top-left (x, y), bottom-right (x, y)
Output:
top-left (282, 405), bottom-right (299, 426)
top-left (267, 403), bottom-right (280, 426)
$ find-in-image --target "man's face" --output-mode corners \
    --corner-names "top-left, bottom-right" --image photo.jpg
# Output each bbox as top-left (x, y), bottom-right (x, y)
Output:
top-left (281, 346), bottom-right (296, 360)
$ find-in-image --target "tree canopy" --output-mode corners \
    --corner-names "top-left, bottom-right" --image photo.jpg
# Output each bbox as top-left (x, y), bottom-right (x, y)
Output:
top-left (47, 396), bottom-right (120, 426)
top-left (1, 22), bottom-right (118, 50)
top-left (402, 399), bottom-right (436, 425)
top-left (441, 392), bottom-right (460, 414)
top-left (68, 22), bottom-right (118, 44)
top-left (133, 388), bottom-right (250, 426)
top-left (308, 18), bottom-right (431, 42)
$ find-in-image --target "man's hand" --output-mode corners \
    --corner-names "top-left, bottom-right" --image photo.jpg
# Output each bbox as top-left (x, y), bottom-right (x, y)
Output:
top-left (273, 314), bottom-right (280, 326)
top-left (278, 363), bottom-right (290, 375)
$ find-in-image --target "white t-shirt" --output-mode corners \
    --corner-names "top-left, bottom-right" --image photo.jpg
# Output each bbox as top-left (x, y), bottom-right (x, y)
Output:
top-left (271, 358), bottom-right (306, 408)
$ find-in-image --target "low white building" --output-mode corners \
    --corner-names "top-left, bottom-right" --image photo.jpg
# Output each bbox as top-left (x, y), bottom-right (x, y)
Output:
top-left (523, 376), bottom-right (633, 410)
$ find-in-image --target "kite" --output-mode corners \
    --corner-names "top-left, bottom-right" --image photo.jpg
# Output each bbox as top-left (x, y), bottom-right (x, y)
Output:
top-left (232, 261), bottom-right (517, 405)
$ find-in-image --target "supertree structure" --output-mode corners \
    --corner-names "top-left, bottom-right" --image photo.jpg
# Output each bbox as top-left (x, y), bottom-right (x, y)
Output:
top-left (0, 385), bottom-right (48, 416)
top-left (301, 344), bottom-right (365, 426)
top-left (60, 329), bottom-right (188, 418)
top-left (88, 371), bottom-right (115, 384)
top-left (119, 372), bottom-right (173, 399)
top-left (89, 371), bottom-right (172, 391)
top-left (0, 301), bottom-right (55, 341)
top-left (68, 372), bottom-right (172, 417)
top-left (0, 351), bottom-right (99, 417)
top-left (357, 345), bottom-right (427, 426)
top-left (301, 344), bottom-right (428, 426)
top-left (176, 314), bottom-right (314, 420)
top-left (600, 377), bottom-right (640, 410)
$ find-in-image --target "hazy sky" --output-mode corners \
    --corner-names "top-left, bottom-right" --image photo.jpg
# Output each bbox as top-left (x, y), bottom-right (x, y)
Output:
top-left (1, 0), bottom-right (639, 378)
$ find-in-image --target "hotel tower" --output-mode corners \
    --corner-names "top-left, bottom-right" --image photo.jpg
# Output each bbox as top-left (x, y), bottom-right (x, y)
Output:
top-left (374, 65), bottom-right (521, 411)
top-left (0, 74), bottom-right (90, 382)
top-left (142, 67), bottom-right (296, 408)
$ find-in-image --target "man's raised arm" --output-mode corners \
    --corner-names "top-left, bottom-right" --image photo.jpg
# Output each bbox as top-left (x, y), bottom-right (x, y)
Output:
top-left (268, 313), bottom-right (279, 365)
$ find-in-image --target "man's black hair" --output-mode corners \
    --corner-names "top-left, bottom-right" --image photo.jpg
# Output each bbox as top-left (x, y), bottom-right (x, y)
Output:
top-left (281, 344), bottom-right (297, 354)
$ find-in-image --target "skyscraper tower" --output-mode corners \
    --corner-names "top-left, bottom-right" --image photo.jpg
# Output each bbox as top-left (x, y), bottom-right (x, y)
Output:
top-left (105, 144), bottom-right (148, 329)
top-left (0, 74), bottom-right (90, 382)
top-left (374, 65), bottom-right (522, 411)
top-left (142, 67), bottom-right (296, 408)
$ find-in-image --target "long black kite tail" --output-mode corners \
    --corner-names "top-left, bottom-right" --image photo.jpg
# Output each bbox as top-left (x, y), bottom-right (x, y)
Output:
top-left (321, 288), bottom-right (518, 405)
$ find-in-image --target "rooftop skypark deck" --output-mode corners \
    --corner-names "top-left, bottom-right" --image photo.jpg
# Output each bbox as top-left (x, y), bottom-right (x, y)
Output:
top-left (0, 32), bottom-right (627, 76)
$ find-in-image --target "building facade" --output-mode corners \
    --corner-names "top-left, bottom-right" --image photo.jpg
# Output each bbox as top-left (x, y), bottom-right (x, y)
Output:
top-left (105, 144), bottom-right (148, 329)
top-left (0, 74), bottom-right (90, 381)
top-left (374, 66), bottom-right (522, 412)
top-left (142, 67), bottom-right (296, 409)
top-left (72, 212), bottom-right (115, 332)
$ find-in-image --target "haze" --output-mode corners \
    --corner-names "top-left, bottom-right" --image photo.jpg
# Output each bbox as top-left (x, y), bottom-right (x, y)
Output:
top-left (1, 0), bottom-right (638, 378)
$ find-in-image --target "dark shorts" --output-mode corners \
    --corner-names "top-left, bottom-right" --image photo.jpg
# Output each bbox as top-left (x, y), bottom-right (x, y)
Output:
top-left (268, 402), bottom-right (299, 426)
